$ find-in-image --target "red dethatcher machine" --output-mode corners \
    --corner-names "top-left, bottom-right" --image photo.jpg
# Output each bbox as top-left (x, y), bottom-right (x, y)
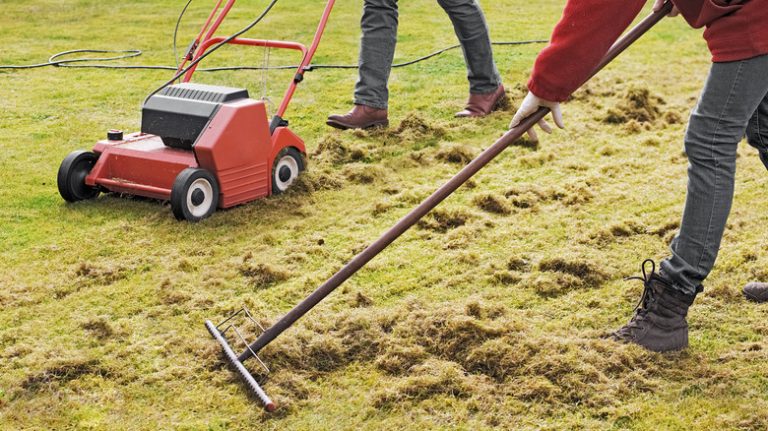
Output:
top-left (57, 0), bottom-right (336, 221)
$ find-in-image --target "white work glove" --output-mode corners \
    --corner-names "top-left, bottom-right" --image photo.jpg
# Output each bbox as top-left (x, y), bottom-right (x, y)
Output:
top-left (653, 0), bottom-right (680, 16)
top-left (509, 91), bottom-right (564, 142)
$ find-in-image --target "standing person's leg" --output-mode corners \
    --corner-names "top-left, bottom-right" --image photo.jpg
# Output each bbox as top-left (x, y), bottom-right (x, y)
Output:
top-left (436, 0), bottom-right (506, 117)
top-left (743, 91), bottom-right (768, 303)
top-left (354, 0), bottom-right (399, 110)
top-left (660, 55), bottom-right (768, 294)
top-left (327, 0), bottom-right (396, 130)
top-left (612, 54), bottom-right (768, 352)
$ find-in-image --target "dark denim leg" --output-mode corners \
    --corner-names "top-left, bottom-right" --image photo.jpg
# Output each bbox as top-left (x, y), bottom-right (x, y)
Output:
top-left (661, 55), bottom-right (768, 295)
top-left (747, 93), bottom-right (768, 170)
top-left (354, 0), bottom-right (398, 110)
top-left (436, 0), bottom-right (501, 94)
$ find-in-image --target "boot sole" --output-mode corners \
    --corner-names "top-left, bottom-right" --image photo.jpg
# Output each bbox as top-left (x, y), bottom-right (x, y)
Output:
top-left (642, 341), bottom-right (688, 353)
top-left (326, 120), bottom-right (389, 131)
top-left (637, 330), bottom-right (689, 353)
top-left (608, 326), bottom-right (689, 353)
top-left (610, 334), bottom-right (689, 353)
top-left (744, 291), bottom-right (768, 303)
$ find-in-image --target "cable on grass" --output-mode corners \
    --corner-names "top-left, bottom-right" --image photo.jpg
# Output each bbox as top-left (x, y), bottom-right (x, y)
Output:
top-left (0, 40), bottom-right (547, 72)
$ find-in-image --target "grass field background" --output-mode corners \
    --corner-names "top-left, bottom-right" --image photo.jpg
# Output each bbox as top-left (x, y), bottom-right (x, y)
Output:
top-left (2, 0), bottom-right (768, 429)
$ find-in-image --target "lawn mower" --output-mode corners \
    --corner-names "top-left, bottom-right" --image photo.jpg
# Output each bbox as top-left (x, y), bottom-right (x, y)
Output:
top-left (57, 0), bottom-right (335, 221)
top-left (205, 2), bottom-right (676, 411)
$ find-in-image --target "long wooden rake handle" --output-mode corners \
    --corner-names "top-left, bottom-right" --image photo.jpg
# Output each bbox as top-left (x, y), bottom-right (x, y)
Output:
top-left (210, 2), bottom-right (674, 410)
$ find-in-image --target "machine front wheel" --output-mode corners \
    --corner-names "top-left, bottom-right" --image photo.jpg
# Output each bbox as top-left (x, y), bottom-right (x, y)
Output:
top-left (57, 151), bottom-right (101, 202)
top-left (271, 147), bottom-right (305, 195)
top-left (170, 168), bottom-right (220, 222)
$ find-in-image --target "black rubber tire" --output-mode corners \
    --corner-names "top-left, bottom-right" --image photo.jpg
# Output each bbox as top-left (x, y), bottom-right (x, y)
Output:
top-left (271, 147), bottom-right (305, 195)
top-left (170, 168), bottom-right (220, 222)
top-left (57, 150), bottom-right (100, 202)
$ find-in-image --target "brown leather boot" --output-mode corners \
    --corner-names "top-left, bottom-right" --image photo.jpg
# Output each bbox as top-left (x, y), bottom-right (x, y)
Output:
top-left (326, 104), bottom-right (389, 130)
top-left (455, 85), bottom-right (508, 118)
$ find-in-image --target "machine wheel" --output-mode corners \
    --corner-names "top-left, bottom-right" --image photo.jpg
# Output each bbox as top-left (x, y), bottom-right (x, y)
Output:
top-left (170, 168), bottom-right (220, 222)
top-left (271, 147), bottom-right (305, 195)
top-left (57, 150), bottom-right (101, 202)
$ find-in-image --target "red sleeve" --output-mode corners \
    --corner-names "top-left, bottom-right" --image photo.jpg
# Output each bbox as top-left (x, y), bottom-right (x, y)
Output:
top-left (527, 0), bottom-right (648, 102)
top-left (675, 0), bottom-right (743, 28)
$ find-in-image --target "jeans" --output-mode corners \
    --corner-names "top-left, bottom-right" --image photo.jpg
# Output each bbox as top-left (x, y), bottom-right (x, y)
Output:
top-left (661, 54), bottom-right (768, 296)
top-left (354, 0), bottom-right (501, 110)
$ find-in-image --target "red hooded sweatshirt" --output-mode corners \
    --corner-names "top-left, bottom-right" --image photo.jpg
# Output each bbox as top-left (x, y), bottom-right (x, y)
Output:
top-left (528, 0), bottom-right (768, 102)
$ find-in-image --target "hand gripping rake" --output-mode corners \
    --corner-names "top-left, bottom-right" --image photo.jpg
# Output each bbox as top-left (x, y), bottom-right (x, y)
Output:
top-left (206, 2), bottom-right (676, 410)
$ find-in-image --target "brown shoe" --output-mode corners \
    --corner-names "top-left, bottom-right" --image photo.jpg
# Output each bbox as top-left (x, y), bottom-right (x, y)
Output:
top-left (455, 85), bottom-right (508, 118)
top-left (326, 104), bottom-right (389, 130)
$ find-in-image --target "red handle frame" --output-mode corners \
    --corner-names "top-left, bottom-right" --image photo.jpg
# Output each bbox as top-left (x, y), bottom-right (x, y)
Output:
top-left (178, 0), bottom-right (336, 119)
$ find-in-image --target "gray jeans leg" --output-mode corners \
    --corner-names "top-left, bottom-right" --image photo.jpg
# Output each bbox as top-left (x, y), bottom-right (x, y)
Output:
top-left (437, 0), bottom-right (501, 94)
top-left (747, 93), bottom-right (768, 170)
top-left (354, 0), bottom-right (398, 110)
top-left (661, 54), bottom-right (768, 295)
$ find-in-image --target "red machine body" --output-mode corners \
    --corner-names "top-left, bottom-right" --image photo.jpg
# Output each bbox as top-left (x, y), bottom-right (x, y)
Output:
top-left (86, 101), bottom-right (305, 208)
top-left (57, 0), bottom-right (336, 221)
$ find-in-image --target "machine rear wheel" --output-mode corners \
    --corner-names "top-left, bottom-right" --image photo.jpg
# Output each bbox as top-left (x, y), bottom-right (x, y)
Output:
top-left (57, 151), bottom-right (100, 202)
top-left (171, 168), bottom-right (220, 222)
top-left (271, 147), bottom-right (305, 195)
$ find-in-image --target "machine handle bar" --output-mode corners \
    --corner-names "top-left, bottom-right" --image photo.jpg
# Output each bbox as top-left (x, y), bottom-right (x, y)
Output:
top-left (182, 0), bottom-right (337, 120)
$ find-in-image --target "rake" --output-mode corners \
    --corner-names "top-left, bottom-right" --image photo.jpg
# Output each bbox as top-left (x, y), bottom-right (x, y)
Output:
top-left (205, 2), bottom-right (676, 411)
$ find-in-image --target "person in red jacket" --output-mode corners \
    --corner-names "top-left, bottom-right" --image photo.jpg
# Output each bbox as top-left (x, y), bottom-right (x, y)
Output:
top-left (511, 0), bottom-right (768, 352)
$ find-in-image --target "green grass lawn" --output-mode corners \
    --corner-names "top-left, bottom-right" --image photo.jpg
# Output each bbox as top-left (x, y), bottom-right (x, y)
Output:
top-left (2, 0), bottom-right (768, 429)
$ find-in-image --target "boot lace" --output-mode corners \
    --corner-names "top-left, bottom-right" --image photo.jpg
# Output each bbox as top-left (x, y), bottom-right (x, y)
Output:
top-left (617, 259), bottom-right (659, 333)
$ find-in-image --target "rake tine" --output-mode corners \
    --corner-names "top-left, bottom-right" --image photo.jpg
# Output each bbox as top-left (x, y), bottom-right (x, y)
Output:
top-left (232, 324), bottom-right (270, 375)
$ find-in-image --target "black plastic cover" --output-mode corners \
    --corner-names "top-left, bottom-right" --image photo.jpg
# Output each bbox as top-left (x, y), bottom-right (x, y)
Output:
top-left (141, 83), bottom-right (249, 149)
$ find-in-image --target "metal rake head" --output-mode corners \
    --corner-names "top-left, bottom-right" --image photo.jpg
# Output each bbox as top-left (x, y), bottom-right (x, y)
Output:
top-left (205, 307), bottom-right (275, 411)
